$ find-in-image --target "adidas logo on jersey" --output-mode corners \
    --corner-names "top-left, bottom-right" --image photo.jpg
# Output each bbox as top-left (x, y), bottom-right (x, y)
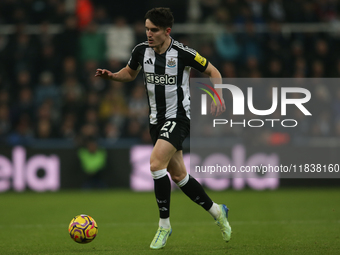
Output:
top-left (160, 132), bottom-right (169, 139)
top-left (145, 73), bottom-right (176, 85)
top-left (144, 58), bottom-right (153, 65)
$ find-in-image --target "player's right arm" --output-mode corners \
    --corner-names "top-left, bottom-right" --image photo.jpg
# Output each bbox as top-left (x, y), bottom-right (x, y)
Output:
top-left (96, 42), bottom-right (146, 82)
top-left (95, 65), bottom-right (140, 82)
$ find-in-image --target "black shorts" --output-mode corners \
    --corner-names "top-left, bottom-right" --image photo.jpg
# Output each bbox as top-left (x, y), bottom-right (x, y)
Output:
top-left (149, 118), bottom-right (190, 151)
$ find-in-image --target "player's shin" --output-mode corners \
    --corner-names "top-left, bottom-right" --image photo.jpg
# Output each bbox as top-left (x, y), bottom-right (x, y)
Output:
top-left (177, 174), bottom-right (214, 211)
top-left (151, 169), bottom-right (171, 229)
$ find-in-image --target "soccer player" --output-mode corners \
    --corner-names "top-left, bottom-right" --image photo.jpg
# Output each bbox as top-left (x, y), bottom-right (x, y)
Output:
top-left (95, 7), bottom-right (231, 249)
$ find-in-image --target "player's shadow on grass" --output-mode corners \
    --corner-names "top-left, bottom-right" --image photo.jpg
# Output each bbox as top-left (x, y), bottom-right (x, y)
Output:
top-left (57, 247), bottom-right (113, 254)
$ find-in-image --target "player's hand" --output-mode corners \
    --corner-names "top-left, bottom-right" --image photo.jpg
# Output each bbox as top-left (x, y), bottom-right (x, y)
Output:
top-left (210, 97), bottom-right (226, 117)
top-left (95, 69), bottom-right (113, 80)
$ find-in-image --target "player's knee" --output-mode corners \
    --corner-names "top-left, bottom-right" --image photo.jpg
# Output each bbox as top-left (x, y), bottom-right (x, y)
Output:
top-left (150, 158), bottom-right (164, 172)
top-left (170, 172), bottom-right (186, 183)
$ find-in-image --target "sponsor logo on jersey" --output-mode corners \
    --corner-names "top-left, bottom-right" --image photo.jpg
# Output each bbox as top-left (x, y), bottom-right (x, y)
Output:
top-left (194, 52), bottom-right (207, 66)
top-left (145, 73), bottom-right (177, 85)
top-left (167, 58), bottom-right (176, 68)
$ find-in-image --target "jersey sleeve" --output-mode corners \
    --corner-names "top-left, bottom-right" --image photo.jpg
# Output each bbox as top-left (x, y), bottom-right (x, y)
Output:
top-left (183, 48), bottom-right (209, 73)
top-left (128, 45), bottom-right (141, 71)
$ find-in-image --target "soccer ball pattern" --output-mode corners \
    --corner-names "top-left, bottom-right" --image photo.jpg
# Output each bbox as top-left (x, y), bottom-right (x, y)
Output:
top-left (68, 214), bottom-right (98, 244)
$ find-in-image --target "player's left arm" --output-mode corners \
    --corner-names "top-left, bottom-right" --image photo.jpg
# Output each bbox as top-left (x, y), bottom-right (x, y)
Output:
top-left (203, 62), bottom-right (226, 116)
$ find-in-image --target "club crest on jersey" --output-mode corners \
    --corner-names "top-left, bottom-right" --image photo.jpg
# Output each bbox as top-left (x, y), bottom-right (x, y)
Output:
top-left (167, 58), bottom-right (176, 68)
top-left (145, 72), bottom-right (177, 85)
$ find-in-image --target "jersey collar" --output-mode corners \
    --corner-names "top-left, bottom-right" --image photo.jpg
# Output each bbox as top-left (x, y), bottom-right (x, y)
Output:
top-left (167, 37), bottom-right (174, 52)
top-left (151, 37), bottom-right (174, 55)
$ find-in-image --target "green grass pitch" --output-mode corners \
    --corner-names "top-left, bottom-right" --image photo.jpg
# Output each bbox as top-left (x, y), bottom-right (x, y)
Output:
top-left (0, 188), bottom-right (339, 255)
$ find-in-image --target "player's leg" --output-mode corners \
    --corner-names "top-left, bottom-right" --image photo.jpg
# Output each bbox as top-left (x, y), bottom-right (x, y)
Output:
top-left (149, 139), bottom-right (176, 249)
top-left (150, 138), bottom-right (176, 223)
top-left (167, 151), bottom-right (214, 211)
top-left (167, 151), bottom-right (232, 242)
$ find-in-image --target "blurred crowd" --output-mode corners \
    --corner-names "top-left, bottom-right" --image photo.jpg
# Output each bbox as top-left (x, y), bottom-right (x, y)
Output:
top-left (0, 0), bottom-right (340, 147)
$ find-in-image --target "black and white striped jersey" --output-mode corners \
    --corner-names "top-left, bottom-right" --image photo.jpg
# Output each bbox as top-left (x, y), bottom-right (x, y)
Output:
top-left (128, 38), bottom-right (209, 125)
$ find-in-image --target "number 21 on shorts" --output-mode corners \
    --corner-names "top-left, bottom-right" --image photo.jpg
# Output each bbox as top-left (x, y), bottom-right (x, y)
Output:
top-left (160, 121), bottom-right (177, 138)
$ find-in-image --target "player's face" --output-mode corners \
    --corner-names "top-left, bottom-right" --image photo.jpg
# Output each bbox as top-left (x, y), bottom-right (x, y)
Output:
top-left (145, 19), bottom-right (170, 48)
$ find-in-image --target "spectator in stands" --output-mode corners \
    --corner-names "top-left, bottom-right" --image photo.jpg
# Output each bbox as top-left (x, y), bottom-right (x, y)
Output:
top-left (77, 137), bottom-right (107, 189)
top-left (99, 85), bottom-right (128, 133)
top-left (16, 69), bottom-right (32, 88)
top-left (85, 72), bottom-right (106, 92)
top-left (93, 6), bottom-right (111, 25)
top-left (59, 112), bottom-right (78, 140)
top-left (300, 1), bottom-right (319, 23)
top-left (79, 21), bottom-right (106, 63)
top-left (60, 56), bottom-right (81, 83)
top-left (36, 22), bottom-right (55, 47)
top-left (240, 56), bottom-right (261, 77)
top-left (61, 89), bottom-right (82, 118)
top-left (215, 25), bottom-right (240, 62)
top-left (81, 60), bottom-right (103, 90)
top-left (263, 20), bottom-right (288, 65)
top-left (55, 15), bottom-right (79, 58)
top-left (0, 104), bottom-right (11, 141)
top-left (237, 21), bottom-right (263, 65)
top-left (221, 62), bottom-right (237, 78)
top-left (199, 43), bottom-right (221, 71)
top-left (76, 0), bottom-right (94, 30)
top-left (204, 7), bottom-right (230, 24)
top-left (11, 87), bottom-right (34, 124)
top-left (316, 0), bottom-right (338, 22)
top-left (312, 39), bottom-right (332, 76)
top-left (234, 4), bottom-right (264, 26)
top-left (290, 40), bottom-right (307, 76)
top-left (128, 82), bottom-right (149, 125)
top-left (34, 119), bottom-right (55, 139)
top-left (36, 99), bottom-right (59, 124)
top-left (35, 71), bottom-right (61, 109)
top-left (124, 118), bottom-right (144, 139)
top-left (134, 20), bottom-right (148, 44)
top-left (12, 7), bottom-right (29, 24)
top-left (6, 114), bottom-right (33, 146)
top-left (246, 0), bottom-right (266, 21)
top-left (291, 40), bottom-right (304, 61)
top-left (265, 58), bottom-right (285, 77)
top-left (103, 122), bottom-right (120, 142)
top-left (29, 0), bottom-right (62, 24)
top-left (0, 88), bottom-right (10, 106)
top-left (222, 0), bottom-right (242, 22)
top-left (61, 75), bottom-right (83, 104)
top-left (293, 57), bottom-right (308, 77)
top-left (83, 108), bottom-right (101, 134)
top-left (37, 44), bottom-right (61, 81)
top-left (266, 0), bottom-right (285, 22)
top-left (310, 60), bottom-right (325, 78)
top-left (79, 123), bottom-right (99, 141)
top-left (106, 16), bottom-right (135, 63)
top-left (82, 91), bottom-right (100, 112)
top-left (7, 31), bottom-right (38, 78)
top-left (50, 0), bottom-right (68, 24)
